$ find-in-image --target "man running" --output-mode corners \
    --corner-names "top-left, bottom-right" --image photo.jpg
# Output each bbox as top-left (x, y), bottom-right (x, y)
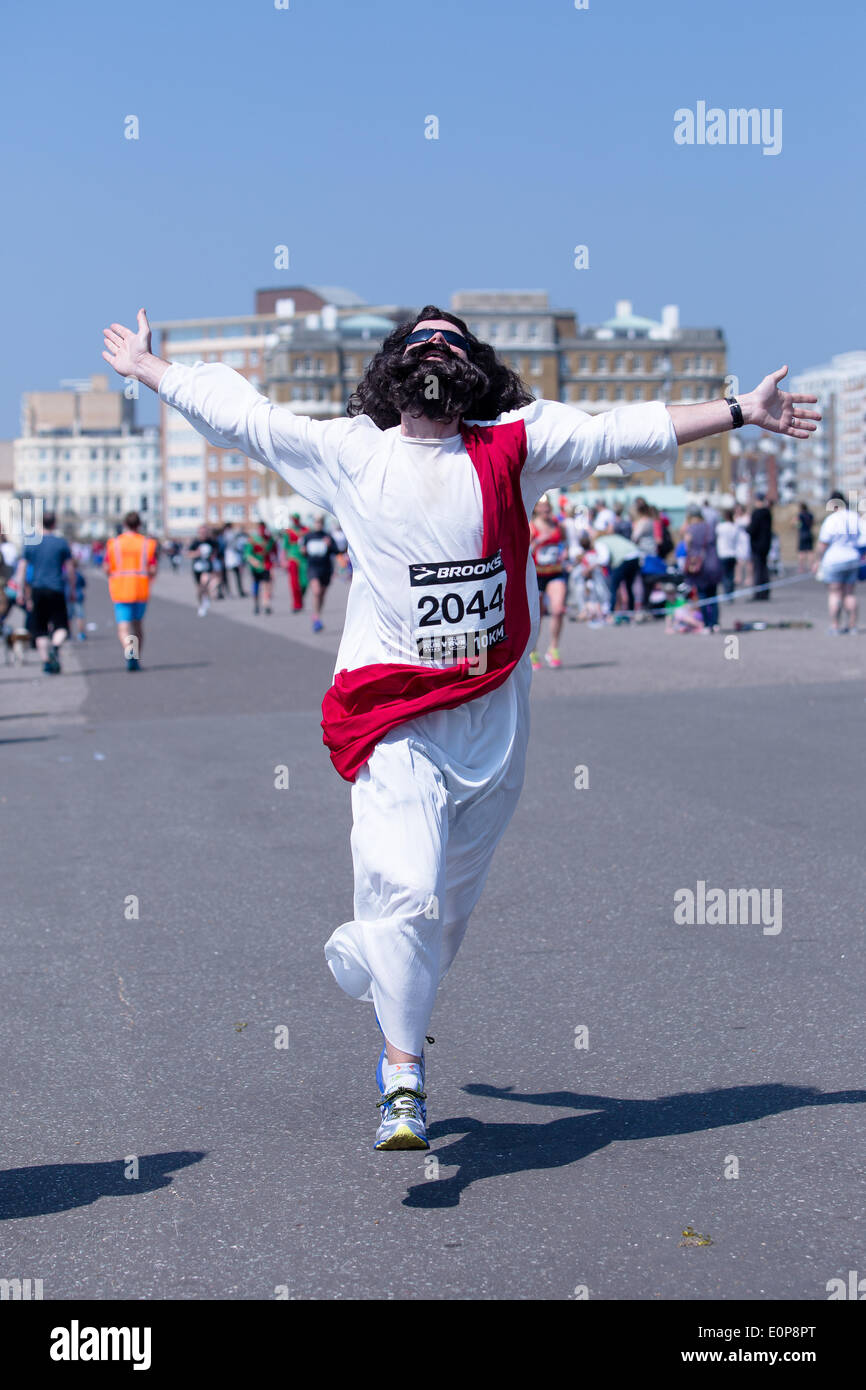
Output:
top-left (103, 305), bottom-right (819, 1151)
top-left (188, 525), bottom-right (219, 615)
top-left (103, 511), bottom-right (159, 670)
top-left (245, 520), bottom-right (277, 615)
top-left (280, 513), bottom-right (308, 612)
top-left (301, 514), bottom-right (340, 633)
top-left (14, 511), bottom-right (76, 674)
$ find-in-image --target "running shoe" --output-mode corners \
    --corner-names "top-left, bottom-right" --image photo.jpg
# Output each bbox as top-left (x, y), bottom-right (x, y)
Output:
top-left (43, 648), bottom-right (61, 674)
top-left (530, 650), bottom-right (542, 669)
top-left (312, 618), bottom-right (324, 633)
top-left (374, 1072), bottom-right (428, 1151)
top-left (126, 656), bottom-right (141, 672)
top-left (545, 648), bottom-right (562, 668)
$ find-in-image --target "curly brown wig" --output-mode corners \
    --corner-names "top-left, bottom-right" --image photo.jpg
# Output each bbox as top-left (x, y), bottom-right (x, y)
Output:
top-left (346, 304), bottom-right (534, 429)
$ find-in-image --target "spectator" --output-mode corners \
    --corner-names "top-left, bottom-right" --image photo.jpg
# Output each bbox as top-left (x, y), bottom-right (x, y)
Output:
top-left (795, 501), bottom-right (815, 573)
top-left (747, 494), bottom-right (773, 600)
top-left (715, 507), bottom-right (739, 599)
top-left (814, 491), bottom-right (862, 635)
top-left (681, 504), bottom-right (721, 631)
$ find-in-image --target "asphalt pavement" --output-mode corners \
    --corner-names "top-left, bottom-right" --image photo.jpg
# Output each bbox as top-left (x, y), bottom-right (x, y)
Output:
top-left (1, 566), bottom-right (864, 1300)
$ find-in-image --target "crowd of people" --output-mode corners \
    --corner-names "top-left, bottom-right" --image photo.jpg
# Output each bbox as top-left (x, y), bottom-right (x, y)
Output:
top-left (526, 490), bottom-right (866, 663)
top-left (0, 509), bottom-right (350, 672)
top-left (2, 491), bottom-right (863, 677)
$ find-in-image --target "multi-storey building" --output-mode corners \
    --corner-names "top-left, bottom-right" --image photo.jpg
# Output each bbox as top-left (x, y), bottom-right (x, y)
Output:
top-left (13, 374), bottom-right (161, 536)
top-left (452, 292), bottom-right (730, 494)
top-left (782, 351), bottom-right (866, 503)
top-left (156, 287), bottom-right (411, 533)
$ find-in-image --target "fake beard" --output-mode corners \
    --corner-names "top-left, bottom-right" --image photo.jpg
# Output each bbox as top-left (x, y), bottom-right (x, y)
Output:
top-left (386, 347), bottom-right (490, 422)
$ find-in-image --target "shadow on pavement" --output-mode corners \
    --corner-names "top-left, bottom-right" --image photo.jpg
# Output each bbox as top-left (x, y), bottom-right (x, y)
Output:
top-left (0, 1151), bottom-right (206, 1219)
top-left (403, 1083), bottom-right (866, 1208)
top-left (0, 735), bottom-right (57, 746)
top-left (76, 663), bottom-right (212, 676)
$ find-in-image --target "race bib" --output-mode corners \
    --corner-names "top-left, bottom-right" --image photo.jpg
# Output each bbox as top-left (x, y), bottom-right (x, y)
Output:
top-left (306, 538), bottom-right (330, 559)
top-left (408, 549), bottom-right (507, 664)
top-left (535, 542), bottom-right (562, 568)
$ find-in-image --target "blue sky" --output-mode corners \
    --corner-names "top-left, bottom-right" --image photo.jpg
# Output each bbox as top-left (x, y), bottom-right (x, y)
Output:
top-left (0, 0), bottom-right (861, 434)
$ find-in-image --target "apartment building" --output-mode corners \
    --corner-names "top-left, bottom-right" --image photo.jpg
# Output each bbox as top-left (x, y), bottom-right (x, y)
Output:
top-left (782, 351), bottom-right (866, 502)
top-left (451, 293), bottom-right (730, 494)
top-left (13, 375), bottom-right (161, 536)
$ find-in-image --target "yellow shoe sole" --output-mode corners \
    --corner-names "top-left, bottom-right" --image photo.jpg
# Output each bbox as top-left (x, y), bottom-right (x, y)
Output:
top-left (374, 1124), bottom-right (429, 1151)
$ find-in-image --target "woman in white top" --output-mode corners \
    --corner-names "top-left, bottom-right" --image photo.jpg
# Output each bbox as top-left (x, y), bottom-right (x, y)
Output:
top-left (814, 491), bottom-right (864, 634)
top-left (733, 503), bottom-right (752, 588)
top-left (715, 507), bottom-right (739, 598)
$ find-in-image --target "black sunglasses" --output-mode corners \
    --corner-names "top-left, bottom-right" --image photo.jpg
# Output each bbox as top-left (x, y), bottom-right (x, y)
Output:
top-left (405, 328), bottom-right (470, 353)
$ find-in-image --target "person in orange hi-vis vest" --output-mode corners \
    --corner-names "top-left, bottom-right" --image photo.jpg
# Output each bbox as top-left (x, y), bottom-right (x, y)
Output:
top-left (103, 511), bottom-right (158, 671)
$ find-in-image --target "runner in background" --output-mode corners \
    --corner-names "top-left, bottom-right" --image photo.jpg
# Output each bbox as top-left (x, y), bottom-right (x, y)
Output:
top-left (528, 495), bottom-right (568, 667)
top-left (280, 513), bottom-right (308, 612)
top-left (103, 512), bottom-right (158, 670)
top-left (188, 525), bottom-right (220, 616)
top-left (14, 511), bottom-right (76, 674)
top-left (222, 524), bottom-right (246, 597)
top-left (301, 515), bottom-right (340, 632)
top-left (245, 520), bottom-right (277, 615)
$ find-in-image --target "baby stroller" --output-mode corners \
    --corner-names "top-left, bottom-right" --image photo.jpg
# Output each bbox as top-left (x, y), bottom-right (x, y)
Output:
top-left (641, 555), bottom-right (692, 619)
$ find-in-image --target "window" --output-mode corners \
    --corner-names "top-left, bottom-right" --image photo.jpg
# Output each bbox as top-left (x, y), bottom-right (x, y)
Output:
top-left (652, 354), bottom-right (664, 370)
top-left (140, 497), bottom-right (148, 511)
top-left (90, 497), bottom-right (99, 513)
top-left (631, 385), bottom-right (643, 401)
top-left (631, 355), bottom-right (643, 371)
top-left (208, 455), bottom-right (220, 471)
top-left (222, 479), bottom-right (245, 496)
top-left (316, 357), bottom-right (325, 373)
top-left (596, 356), bottom-right (608, 371)
top-left (222, 350), bottom-right (245, 367)
top-left (528, 321), bottom-right (540, 340)
top-left (249, 351), bottom-right (259, 366)
top-left (209, 505), bottom-right (220, 522)
top-left (223, 503), bottom-right (246, 522)
top-left (614, 386), bottom-right (625, 400)
top-left (209, 481), bottom-right (219, 496)
top-left (595, 385), bottom-right (606, 401)
top-left (696, 447), bottom-right (705, 463)
top-left (579, 354), bottom-right (589, 372)
top-left (614, 355), bottom-right (625, 372)
top-left (531, 355), bottom-right (542, 375)
top-left (223, 454), bottom-right (245, 470)
top-left (510, 322), bottom-right (520, 339)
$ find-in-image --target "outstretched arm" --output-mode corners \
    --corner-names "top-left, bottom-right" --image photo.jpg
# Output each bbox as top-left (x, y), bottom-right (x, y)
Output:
top-left (103, 309), bottom-right (352, 512)
top-left (668, 366), bottom-right (819, 443)
top-left (518, 366), bottom-right (820, 505)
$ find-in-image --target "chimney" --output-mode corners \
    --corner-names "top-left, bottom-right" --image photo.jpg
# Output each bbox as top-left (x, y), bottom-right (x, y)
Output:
top-left (661, 304), bottom-right (679, 335)
top-left (275, 297), bottom-right (296, 319)
top-left (321, 304), bottom-right (338, 331)
top-left (615, 299), bottom-right (632, 319)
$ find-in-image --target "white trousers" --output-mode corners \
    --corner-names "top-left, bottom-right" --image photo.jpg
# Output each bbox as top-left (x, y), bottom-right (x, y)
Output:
top-left (324, 671), bottom-right (529, 1054)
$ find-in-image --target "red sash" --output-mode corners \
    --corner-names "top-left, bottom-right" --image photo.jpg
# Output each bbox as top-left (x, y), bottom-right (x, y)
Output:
top-left (320, 419), bottom-right (531, 782)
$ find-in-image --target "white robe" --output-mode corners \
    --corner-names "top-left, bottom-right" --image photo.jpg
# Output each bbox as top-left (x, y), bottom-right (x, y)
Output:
top-left (159, 362), bottom-right (678, 1051)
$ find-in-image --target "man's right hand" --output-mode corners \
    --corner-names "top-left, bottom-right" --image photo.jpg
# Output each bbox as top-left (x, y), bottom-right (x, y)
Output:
top-left (103, 310), bottom-right (169, 392)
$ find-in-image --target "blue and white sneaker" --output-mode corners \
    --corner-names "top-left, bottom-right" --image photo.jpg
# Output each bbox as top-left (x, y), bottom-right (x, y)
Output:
top-left (374, 1071), bottom-right (428, 1151)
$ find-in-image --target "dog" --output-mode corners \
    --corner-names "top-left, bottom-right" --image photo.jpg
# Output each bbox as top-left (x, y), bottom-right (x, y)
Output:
top-left (3, 626), bottom-right (31, 666)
